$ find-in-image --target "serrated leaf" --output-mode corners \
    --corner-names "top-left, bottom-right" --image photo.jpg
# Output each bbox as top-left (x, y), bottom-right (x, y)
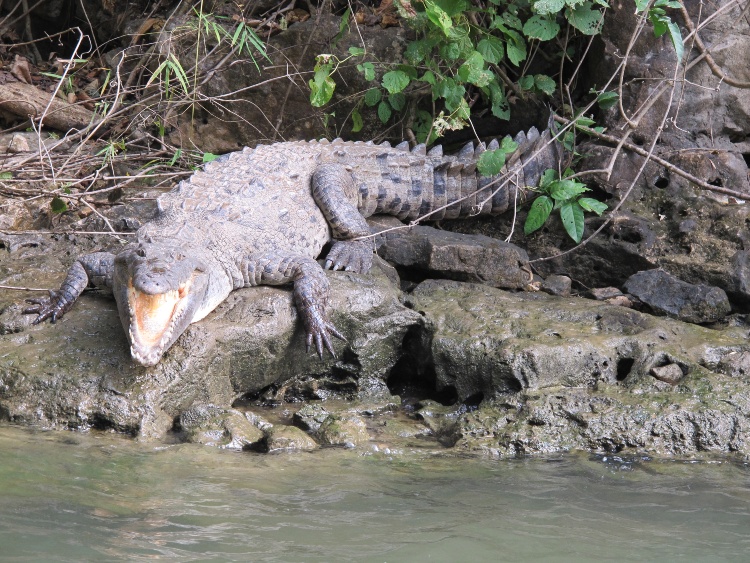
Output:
top-left (560, 200), bottom-right (585, 242)
top-left (533, 0), bottom-right (565, 15)
top-left (519, 75), bottom-right (534, 90)
top-left (524, 195), bottom-right (553, 235)
top-left (382, 70), bottom-right (411, 94)
top-left (351, 108), bottom-right (363, 132)
top-left (578, 197), bottom-right (608, 215)
top-left (549, 179), bottom-right (589, 200)
top-left (596, 90), bottom-right (619, 109)
top-left (534, 74), bottom-right (556, 95)
top-left (50, 196), bottom-right (68, 214)
top-left (523, 14), bottom-right (560, 41)
top-left (348, 46), bottom-right (365, 56)
top-left (364, 87), bottom-right (382, 106)
top-left (388, 92), bottom-right (406, 111)
top-left (666, 18), bottom-right (684, 60)
top-left (477, 149), bottom-right (507, 176)
top-left (476, 36), bottom-right (505, 64)
top-left (565, 3), bottom-right (604, 35)
top-left (504, 31), bottom-right (527, 65)
top-left (377, 100), bottom-right (392, 123)
top-left (357, 61), bottom-right (375, 81)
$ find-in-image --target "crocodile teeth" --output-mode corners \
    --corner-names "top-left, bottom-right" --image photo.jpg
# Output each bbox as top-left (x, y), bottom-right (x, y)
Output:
top-left (395, 141), bottom-right (410, 151)
top-left (474, 141), bottom-right (486, 158)
top-left (380, 140), bottom-right (391, 147)
top-left (488, 138), bottom-right (499, 151)
top-left (411, 143), bottom-right (426, 155)
top-left (427, 145), bottom-right (443, 156)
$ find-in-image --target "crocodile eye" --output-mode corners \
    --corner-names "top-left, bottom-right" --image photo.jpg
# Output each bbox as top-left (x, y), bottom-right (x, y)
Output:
top-left (136, 246), bottom-right (146, 257)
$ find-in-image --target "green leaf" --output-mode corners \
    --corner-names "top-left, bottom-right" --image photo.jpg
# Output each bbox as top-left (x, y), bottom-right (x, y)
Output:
top-left (357, 61), bottom-right (375, 81)
top-left (458, 51), bottom-right (492, 87)
top-left (560, 200), bottom-right (585, 242)
top-left (578, 197), bottom-right (608, 215)
top-left (476, 36), bottom-right (505, 64)
top-left (50, 196), bottom-right (68, 214)
top-left (425, 1), bottom-right (453, 34)
top-left (388, 92), bottom-right (406, 111)
top-left (500, 135), bottom-right (518, 153)
top-left (549, 179), bottom-right (589, 200)
top-left (665, 18), bottom-right (684, 60)
top-left (533, 0), bottom-right (566, 15)
top-left (523, 14), bottom-right (560, 41)
top-left (534, 74), bottom-right (556, 95)
top-left (202, 152), bottom-right (219, 163)
top-left (364, 88), bottom-right (382, 106)
top-left (382, 70), bottom-right (410, 94)
top-left (439, 40), bottom-right (462, 60)
top-left (405, 38), bottom-right (435, 64)
top-left (539, 168), bottom-right (557, 190)
top-left (348, 46), bottom-right (365, 56)
top-left (504, 30), bottom-right (527, 65)
top-left (519, 75), bottom-right (535, 90)
top-left (488, 81), bottom-right (510, 120)
top-left (0, 171), bottom-right (11, 179)
top-left (434, 78), bottom-right (465, 110)
top-left (351, 108), bottom-right (363, 133)
top-left (309, 64), bottom-right (336, 107)
top-left (595, 90), bottom-right (619, 109)
top-left (565, 2), bottom-right (604, 35)
top-left (634, 0), bottom-right (650, 12)
top-left (502, 12), bottom-right (523, 30)
top-left (477, 149), bottom-right (507, 176)
top-left (419, 70), bottom-right (437, 84)
top-left (524, 195), bottom-right (553, 235)
top-left (377, 100), bottom-right (392, 123)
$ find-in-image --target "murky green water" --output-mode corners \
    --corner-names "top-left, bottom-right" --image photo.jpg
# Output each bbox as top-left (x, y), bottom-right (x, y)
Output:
top-left (1, 425), bottom-right (749, 562)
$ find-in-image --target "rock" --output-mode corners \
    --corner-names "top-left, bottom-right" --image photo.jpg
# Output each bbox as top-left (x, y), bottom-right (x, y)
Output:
top-left (316, 413), bottom-right (370, 448)
top-left (716, 351), bottom-right (750, 380)
top-left (376, 224), bottom-right (531, 290)
top-left (589, 287), bottom-right (623, 300)
top-left (541, 274), bottom-right (572, 296)
top-left (0, 233), bottom-right (421, 439)
top-left (292, 403), bottom-right (330, 433)
top-left (402, 279), bottom-right (749, 403)
top-left (650, 363), bottom-right (685, 384)
top-left (265, 425), bottom-right (318, 453)
top-left (179, 405), bottom-right (264, 449)
top-left (624, 269), bottom-right (731, 323)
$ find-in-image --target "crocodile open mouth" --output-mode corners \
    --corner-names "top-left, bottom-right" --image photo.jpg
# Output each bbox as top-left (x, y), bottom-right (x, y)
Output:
top-left (127, 279), bottom-right (191, 366)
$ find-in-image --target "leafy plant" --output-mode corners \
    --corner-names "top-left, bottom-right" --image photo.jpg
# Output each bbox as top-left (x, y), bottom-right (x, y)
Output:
top-left (524, 168), bottom-right (608, 242)
top-left (635, 0), bottom-right (684, 60)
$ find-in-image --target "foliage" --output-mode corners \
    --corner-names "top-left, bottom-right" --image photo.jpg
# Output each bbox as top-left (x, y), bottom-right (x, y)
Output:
top-left (524, 168), bottom-right (608, 243)
top-left (635, 0), bottom-right (684, 60)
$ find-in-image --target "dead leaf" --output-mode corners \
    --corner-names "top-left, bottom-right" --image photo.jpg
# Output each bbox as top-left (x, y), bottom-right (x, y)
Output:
top-left (10, 55), bottom-right (32, 84)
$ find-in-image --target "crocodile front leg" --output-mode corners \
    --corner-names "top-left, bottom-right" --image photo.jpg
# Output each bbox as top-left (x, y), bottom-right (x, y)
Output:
top-left (312, 163), bottom-right (375, 273)
top-left (23, 252), bottom-right (115, 323)
top-left (240, 253), bottom-right (345, 358)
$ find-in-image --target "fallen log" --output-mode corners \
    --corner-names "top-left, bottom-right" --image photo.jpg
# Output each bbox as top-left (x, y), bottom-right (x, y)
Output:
top-left (0, 81), bottom-right (100, 132)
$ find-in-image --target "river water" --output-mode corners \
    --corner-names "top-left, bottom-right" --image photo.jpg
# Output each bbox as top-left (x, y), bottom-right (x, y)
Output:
top-left (1, 425), bottom-right (749, 562)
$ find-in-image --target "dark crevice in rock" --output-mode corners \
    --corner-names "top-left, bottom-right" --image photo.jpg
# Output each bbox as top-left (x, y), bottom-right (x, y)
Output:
top-left (654, 176), bottom-right (670, 189)
top-left (616, 357), bottom-right (635, 381)
top-left (742, 153), bottom-right (750, 167)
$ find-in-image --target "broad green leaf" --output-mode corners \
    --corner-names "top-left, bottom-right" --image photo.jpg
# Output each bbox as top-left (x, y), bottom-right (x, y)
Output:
top-left (405, 38), bottom-right (435, 64)
top-left (309, 65), bottom-right (336, 107)
top-left (425, 1), bottom-right (453, 34)
top-left (549, 179), bottom-right (589, 200)
top-left (666, 19), bottom-right (684, 60)
top-left (477, 149), bottom-right (507, 176)
top-left (377, 100), bottom-right (392, 123)
top-left (476, 36), bottom-right (505, 64)
top-left (348, 46), bottom-right (365, 56)
top-left (419, 70), bottom-right (437, 84)
top-left (651, 15), bottom-right (668, 37)
top-left (382, 70), bottom-right (410, 94)
top-left (434, 0), bottom-right (472, 17)
top-left (596, 90), bottom-right (619, 109)
top-left (560, 200), bottom-right (585, 242)
top-left (357, 62), bottom-right (375, 81)
top-left (202, 152), bottom-right (219, 163)
top-left (351, 108), bottom-right (363, 132)
top-left (524, 195), bottom-right (553, 235)
top-left (50, 196), bottom-right (68, 214)
top-left (439, 40), bottom-right (462, 60)
top-left (500, 135), bottom-right (518, 153)
top-left (388, 92), bottom-right (406, 111)
top-left (539, 168), bottom-right (557, 190)
top-left (523, 14), bottom-right (560, 41)
top-left (364, 87), bottom-right (382, 106)
top-left (434, 78), bottom-right (465, 109)
top-left (502, 12), bottom-right (523, 30)
top-left (578, 197), bottom-right (608, 215)
top-left (519, 75), bottom-right (535, 90)
top-left (533, 0), bottom-right (566, 15)
top-left (488, 81), bottom-right (510, 120)
top-left (566, 3), bottom-right (604, 35)
top-left (504, 30), bottom-right (527, 65)
top-left (534, 74), bottom-right (556, 95)
top-left (634, 0), bottom-right (650, 12)
top-left (454, 97), bottom-right (471, 120)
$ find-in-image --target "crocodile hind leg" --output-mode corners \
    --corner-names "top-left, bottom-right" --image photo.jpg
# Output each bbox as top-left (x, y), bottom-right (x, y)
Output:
top-left (240, 252), bottom-right (345, 357)
top-left (311, 163), bottom-right (375, 273)
top-left (23, 252), bottom-right (116, 323)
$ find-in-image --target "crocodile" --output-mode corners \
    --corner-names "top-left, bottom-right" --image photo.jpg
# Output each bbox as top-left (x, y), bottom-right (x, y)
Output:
top-left (24, 124), bottom-right (561, 366)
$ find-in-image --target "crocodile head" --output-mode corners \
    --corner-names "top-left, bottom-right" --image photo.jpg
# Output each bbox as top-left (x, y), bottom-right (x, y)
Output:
top-left (113, 241), bottom-right (211, 366)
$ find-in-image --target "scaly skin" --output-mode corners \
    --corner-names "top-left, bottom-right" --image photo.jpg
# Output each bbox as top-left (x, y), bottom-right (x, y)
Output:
top-left (25, 124), bottom-right (561, 365)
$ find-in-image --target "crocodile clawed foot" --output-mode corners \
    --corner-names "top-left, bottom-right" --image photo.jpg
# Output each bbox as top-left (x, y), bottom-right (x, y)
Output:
top-left (303, 305), bottom-right (347, 359)
top-left (23, 290), bottom-right (68, 324)
top-left (324, 240), bottom-right (373, 274)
